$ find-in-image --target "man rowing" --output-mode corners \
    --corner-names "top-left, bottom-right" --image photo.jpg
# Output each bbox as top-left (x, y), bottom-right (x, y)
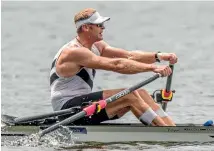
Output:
top-left (50, 8), bottom-right (178, 126)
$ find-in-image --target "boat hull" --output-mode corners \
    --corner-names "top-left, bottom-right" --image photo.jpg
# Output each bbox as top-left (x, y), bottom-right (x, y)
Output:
top-left (1, 124), bottom-right (214, 143)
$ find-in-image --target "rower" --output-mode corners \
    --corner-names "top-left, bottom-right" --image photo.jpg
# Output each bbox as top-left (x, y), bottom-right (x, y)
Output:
top-left (50, 8), bottom-right (178, 126)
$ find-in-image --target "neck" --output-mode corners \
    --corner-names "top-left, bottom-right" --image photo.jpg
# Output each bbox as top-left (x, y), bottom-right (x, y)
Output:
top-left (76, 34), bottom-right (94, 49)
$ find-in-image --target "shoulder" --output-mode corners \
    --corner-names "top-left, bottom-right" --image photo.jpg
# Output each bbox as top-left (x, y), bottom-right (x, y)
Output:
top-left (94, 40), bottom-right (110, 55)
top-left (62, 46), bottom-right (90, 57)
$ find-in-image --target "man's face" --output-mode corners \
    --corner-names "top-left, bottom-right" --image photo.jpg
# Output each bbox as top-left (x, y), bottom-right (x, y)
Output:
top-left (87, 23), bottom-right (105, 41)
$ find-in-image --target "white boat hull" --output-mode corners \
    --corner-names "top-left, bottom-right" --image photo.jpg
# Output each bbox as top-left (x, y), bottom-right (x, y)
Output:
top-left (2, 124), bottom-right (214, 143)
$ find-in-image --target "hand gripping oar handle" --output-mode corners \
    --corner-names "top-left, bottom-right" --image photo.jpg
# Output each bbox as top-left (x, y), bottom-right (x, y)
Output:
top-left (38, 73), bottom-right (161, 138)
top-left (162, 64), bottom-right (174, 111)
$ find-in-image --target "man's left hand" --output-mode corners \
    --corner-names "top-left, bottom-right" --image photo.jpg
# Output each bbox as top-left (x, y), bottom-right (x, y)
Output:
top-left (158, 53), bottom-right (178, 64)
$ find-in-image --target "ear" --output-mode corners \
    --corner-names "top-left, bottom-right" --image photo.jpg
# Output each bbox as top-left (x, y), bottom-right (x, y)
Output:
top-left (82, 24), bottom-right (90, 32)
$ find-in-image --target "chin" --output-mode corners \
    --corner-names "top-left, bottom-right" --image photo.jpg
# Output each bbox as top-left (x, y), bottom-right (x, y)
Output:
top-left (98, 36), bottom-right (103, 40)
top-left (96, 37), bottom-right (103, 42)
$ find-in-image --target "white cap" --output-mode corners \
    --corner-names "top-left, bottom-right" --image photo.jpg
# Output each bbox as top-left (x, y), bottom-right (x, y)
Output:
top-left (75, 11), bottom-right (110, 29)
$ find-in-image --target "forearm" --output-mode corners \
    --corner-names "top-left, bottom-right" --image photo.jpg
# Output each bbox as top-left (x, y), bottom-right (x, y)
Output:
top-left (102, 46), bottom-right (157, 64)
top-left (128, 51), bottom-right (157, 64)
top-left (110, 58), bottom-right (156, 74)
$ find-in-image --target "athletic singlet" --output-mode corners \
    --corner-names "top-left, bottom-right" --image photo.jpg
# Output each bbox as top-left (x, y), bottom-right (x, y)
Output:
top-left (50, 38), bottom-right (101, 111)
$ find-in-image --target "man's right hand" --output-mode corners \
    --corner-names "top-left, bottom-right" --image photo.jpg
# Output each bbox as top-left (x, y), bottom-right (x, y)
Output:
top-left (152, 65), bottom-right (172, 77)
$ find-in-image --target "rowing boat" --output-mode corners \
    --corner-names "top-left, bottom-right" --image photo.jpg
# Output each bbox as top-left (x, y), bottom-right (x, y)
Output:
top-left (1, 121), bottom-right (214, 143)
top-left (2, 65), bottom-right (213, 143)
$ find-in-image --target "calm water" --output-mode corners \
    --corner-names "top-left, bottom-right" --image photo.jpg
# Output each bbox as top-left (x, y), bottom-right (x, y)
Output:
top-left (1, 1), bottom-right (214, 150)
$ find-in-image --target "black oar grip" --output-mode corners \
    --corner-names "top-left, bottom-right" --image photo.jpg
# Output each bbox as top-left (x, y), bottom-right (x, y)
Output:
top-left (166, 64), bottom-right (174, 92)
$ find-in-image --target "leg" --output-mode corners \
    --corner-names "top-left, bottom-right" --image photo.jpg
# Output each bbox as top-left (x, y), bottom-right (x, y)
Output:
top-left (103, 89), bottom-right (167, 126)
top-left (59, 91), bottom-right (115, 125)
top-left (137, 89), bottom-right (176, 126)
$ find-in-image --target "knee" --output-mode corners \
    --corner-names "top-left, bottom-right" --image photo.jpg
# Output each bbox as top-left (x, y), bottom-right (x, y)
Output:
top-left (130, 90), bottom-right (141, 99)
top-left (125, 90), bottom-right (144, 104)
top-left (132, 90), bottom-right (140, 97)
top-left (152, 103), bottom-right (161, 111)
top-left (138, 89), bottom-right (149, 95)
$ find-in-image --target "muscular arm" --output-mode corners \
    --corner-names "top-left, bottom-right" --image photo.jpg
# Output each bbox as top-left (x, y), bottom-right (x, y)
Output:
top-left (95, 41), bottom-right (157, 64)
top-left (56, 47), bottom-right (157, 77)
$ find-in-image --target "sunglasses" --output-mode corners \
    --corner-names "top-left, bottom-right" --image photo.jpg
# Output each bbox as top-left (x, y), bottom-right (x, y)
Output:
top-left (96, 23), bottom-right (105, 28)
top-left (88, 23), bottom-right (105, 28)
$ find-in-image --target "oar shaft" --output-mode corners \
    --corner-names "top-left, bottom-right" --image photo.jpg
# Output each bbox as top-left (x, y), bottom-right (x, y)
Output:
top-left (14, 107), bottom-right (78, 123)
top-left (39, 111), bottom-right (86, 137)
top-left (39, 73), bottom-right (161, 137)
top-left (162, 64), bottom-right (174, 111)
top-left (105, 73), bottom-right (161, 103)
top-left (166, 64), bottom-right (174, 92)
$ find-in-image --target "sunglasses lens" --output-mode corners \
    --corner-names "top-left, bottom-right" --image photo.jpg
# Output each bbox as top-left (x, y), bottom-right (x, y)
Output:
top-left (97, 24), bottom-right (104, 28)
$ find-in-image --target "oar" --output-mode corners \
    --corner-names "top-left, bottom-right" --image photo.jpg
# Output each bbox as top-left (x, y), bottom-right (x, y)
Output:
top-left (2, 107), bottom-right (79, 125)
top-left (38, 73), bottom-right (162, 138)
top-left (162, 64), bottom-right (174, 111)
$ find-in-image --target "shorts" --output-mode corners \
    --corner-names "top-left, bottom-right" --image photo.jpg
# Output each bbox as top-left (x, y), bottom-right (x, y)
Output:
top-left (59, 91), bottom-right (118, 125)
